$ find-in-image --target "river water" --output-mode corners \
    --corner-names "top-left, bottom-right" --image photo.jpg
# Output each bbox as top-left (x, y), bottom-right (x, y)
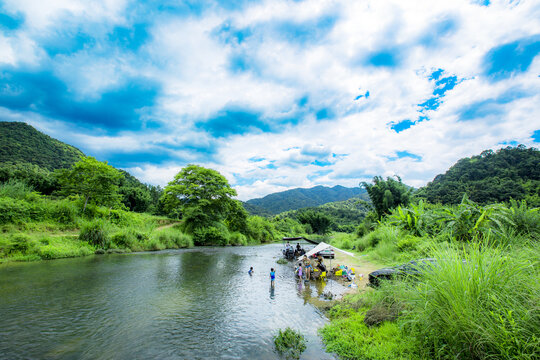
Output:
top-left (0, 243), bottom-right (344, 359)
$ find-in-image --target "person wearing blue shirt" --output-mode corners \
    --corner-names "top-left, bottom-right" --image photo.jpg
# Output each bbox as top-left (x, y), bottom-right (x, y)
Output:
top-left (270, 268), bottom-right (275, 287)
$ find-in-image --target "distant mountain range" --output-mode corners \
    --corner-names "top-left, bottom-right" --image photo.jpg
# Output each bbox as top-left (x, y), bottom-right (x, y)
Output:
top-left (245, 185), bottom-right (368, 215)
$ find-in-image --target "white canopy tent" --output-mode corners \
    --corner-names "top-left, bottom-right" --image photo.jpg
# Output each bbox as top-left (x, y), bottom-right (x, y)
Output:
top-left (299, 241), bottom-right (355, 260)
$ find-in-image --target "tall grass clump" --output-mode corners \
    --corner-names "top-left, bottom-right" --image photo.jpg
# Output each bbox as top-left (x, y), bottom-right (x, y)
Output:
top-left (273, 327), bottom-right (306, 360)
top-left (150, 227), bottom-right (193, 249)
top-left (79, 219), bottom-right (111, 249)
top-left (404, 244), bottom-right (540, 359)
top-left (0, 180), bottom-right (35, 199)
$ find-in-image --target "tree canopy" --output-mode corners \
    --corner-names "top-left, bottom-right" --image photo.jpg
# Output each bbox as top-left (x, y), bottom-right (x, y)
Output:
top-left (56, 157), bottom-right (124, 211)
top-left (362, 176), bottom-right (411, 219)
top-left (161, 164), bottom-right (237, 230)
top-left (418, 146), bottom-right (539, 206)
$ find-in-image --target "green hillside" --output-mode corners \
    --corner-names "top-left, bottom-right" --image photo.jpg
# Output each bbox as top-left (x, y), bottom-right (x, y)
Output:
top-left (0, 121), bottom-right (161, 212)
top-left (0, 122), bottom-right (84, 170)
top-left (418, 146), bottom-right (539, 206)
top-left (246, 185), bottom-right (368, 215)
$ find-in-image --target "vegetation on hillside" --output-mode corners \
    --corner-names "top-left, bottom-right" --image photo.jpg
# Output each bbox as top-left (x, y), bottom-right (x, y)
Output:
top-left (0, 122), bottom-right (84, 170)
top-left (246, 185), bottom-right (368, 215)
top-left (418, 146), bottom-right (539, 206)
top-left (321, 174), bottom-right (539, 360)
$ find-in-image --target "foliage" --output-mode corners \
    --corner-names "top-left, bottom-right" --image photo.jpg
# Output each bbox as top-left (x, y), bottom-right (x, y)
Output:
top-left (404, 244), bottom-right (540, 360)
top-left (278, 198), bottom-right (371, 234)
top-left (161, 164), bottom-right (236, 218)
top-left (150, 227), bottom-right (193, 249)
top-left (273, 327), bottom-right (306, 360)
top-left (0, 122), bottom-right (84, 170)
top-left (228, 231), bottom-right (248, 246)
top-left (362, 176), bottom-right (412, 219)
top-left (321, 311), bottom-right (417, 360)
top-left (296, 209), bottom-right (333, 235)
top-left (0, 162), bottom-right (59, 195)
top-left (246, 185), bottom-right (368, 215)
top-left (56, 157), bottom-right (125, 211)
top-left (193, 225), bottom-right (230, 246)
top-left (245, 216), bottom-right (278, 243)
top-left (79, 219), bottom-right (111, 249)
top-left (418, 145), bottom-right (540, 206)
top-left (225, 200), bottom-right (249, 233)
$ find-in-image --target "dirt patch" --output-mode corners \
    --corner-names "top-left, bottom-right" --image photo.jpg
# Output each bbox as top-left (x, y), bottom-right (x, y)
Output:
top-left (156, 222), bottom-right (181, 231)
top-left (326, 251), bottom-right (379, 296)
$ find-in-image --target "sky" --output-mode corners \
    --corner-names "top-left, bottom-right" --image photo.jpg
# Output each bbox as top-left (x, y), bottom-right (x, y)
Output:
top-left (0, 0), bottom-right (539, 200)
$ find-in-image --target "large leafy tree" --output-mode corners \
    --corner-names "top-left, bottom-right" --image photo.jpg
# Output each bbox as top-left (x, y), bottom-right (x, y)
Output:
top-left (296, 210), bottom-right (333, 235)
top-left (161, 165), bottom-right (237, 228)
top-left (56, 157), bottom-right (124, 211)
top-left (362, 176), bottom-right (411, 219)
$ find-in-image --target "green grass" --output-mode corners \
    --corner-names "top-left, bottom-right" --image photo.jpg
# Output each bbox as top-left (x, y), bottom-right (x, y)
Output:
top-left (274, 327), bottom-right (306, 360)
top-left (402, 244), bottom-right (540, 359)
top-left (321, 242), bottom-right (540, 360)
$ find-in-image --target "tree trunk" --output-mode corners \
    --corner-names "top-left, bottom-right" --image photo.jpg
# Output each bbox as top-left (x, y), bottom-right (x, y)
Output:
top-left (83, 196), bottom-right (89, 212)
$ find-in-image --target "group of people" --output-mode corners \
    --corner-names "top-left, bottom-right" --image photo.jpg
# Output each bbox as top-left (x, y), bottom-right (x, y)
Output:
top-left (295, 254), bottom-right (326, 281)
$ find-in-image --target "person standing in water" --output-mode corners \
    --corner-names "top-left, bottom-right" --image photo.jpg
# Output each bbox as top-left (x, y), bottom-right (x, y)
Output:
top-left (248, 267), bottom-right (253, 275)
top-left (270, 268), bottom-right (275, 287)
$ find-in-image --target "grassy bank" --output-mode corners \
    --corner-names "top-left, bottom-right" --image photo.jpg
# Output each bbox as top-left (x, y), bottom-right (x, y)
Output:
top-left (320, 199), bottom-right (540, 360)
top-left (0, 181), bottom-right (300, 263)
top-left (0, 181), bottom-right (194, 263)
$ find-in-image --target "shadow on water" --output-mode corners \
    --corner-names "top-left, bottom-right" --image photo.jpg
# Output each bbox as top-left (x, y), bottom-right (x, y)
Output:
top-left (0, 244), bottom-right (338, 359)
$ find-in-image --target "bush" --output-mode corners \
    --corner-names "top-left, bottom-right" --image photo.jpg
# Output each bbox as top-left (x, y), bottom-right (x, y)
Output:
top-left (50, 200), bottom-right (79, 224)
top-left (79, 220), bottom-right (111, 249)
top-left (274, 328), bottom-right (306, 360)
top-left (228, 232), bottom-right (247, 246)
top-left (150, 228), bottom-right (193, 249)
top-left (193, 226), bottom-right (229, 246)
top-left (111, 230), bottom-right (138, 249)
top-left (0, 180), bottom-right (35, 199)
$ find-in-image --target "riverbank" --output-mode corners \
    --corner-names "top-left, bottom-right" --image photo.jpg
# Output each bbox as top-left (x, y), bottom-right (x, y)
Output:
top-left (318, 234), bottom-right (539, 359)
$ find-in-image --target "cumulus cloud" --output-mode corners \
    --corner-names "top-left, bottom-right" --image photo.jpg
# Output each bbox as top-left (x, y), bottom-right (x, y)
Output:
top-left (1, 0), bottom-right (539, 200)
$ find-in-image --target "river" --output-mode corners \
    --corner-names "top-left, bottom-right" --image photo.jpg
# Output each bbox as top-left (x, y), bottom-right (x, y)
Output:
top-left (0, 243), bottom-right (345, 359)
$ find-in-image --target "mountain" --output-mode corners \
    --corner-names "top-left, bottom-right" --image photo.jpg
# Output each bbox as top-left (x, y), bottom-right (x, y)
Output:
top-left (278, 197), bottom-right (372, 232)
top-left (418, 145), bottom-right (540, 206)
top-left (0, 121), bottom-right (161, 212)
top-left (245, 185), bottom-right (368, 215)
top-left (0, 122), bottom-right (84, 170)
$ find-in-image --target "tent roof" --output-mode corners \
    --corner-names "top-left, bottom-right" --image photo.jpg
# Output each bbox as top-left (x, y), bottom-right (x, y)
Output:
top-left (300, 242), bottom-right (355, 259)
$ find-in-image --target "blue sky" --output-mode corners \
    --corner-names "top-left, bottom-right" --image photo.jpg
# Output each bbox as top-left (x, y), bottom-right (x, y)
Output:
top-left (0, 0), bottom-right (539, 200)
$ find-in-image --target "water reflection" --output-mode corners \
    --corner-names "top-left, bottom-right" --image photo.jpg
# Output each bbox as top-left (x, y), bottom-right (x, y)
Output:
top-left (0, 244), bottom-right (338, 360)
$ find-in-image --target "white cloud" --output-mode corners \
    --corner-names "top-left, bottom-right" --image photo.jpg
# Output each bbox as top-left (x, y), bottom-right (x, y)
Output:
top-left (2, 0), bottom-right (539, 200)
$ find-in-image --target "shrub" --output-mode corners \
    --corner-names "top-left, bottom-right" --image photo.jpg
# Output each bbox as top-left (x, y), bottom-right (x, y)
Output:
top-left (79, 220), bottom-right (111, 249)
top-left (50, 200), bottom-right (79, 224)
top-left (0, 180), bottom-right (34, 199)
top-left (396, 235), bottom-right (421, 252)
top-left (228, 232), bottom-right (247, 246)
top-left (111, 230), bottom-right (138, 249)
top-left (193, 226), bottom-right (229, 246)
top-left (274, 328), bottom-right (306, 360)
top-left (150, 228), bottom-right (193, 249)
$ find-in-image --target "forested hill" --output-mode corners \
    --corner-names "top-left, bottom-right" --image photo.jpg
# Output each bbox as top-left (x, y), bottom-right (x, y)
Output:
top-left (0, 121), bottom-right (161, 212)
top-left (0, 122), bottom-right (84, 170)
top-left (418, 146), bottom-right (539, 206)
top-left (246, 185), bottom-right (368, 215)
